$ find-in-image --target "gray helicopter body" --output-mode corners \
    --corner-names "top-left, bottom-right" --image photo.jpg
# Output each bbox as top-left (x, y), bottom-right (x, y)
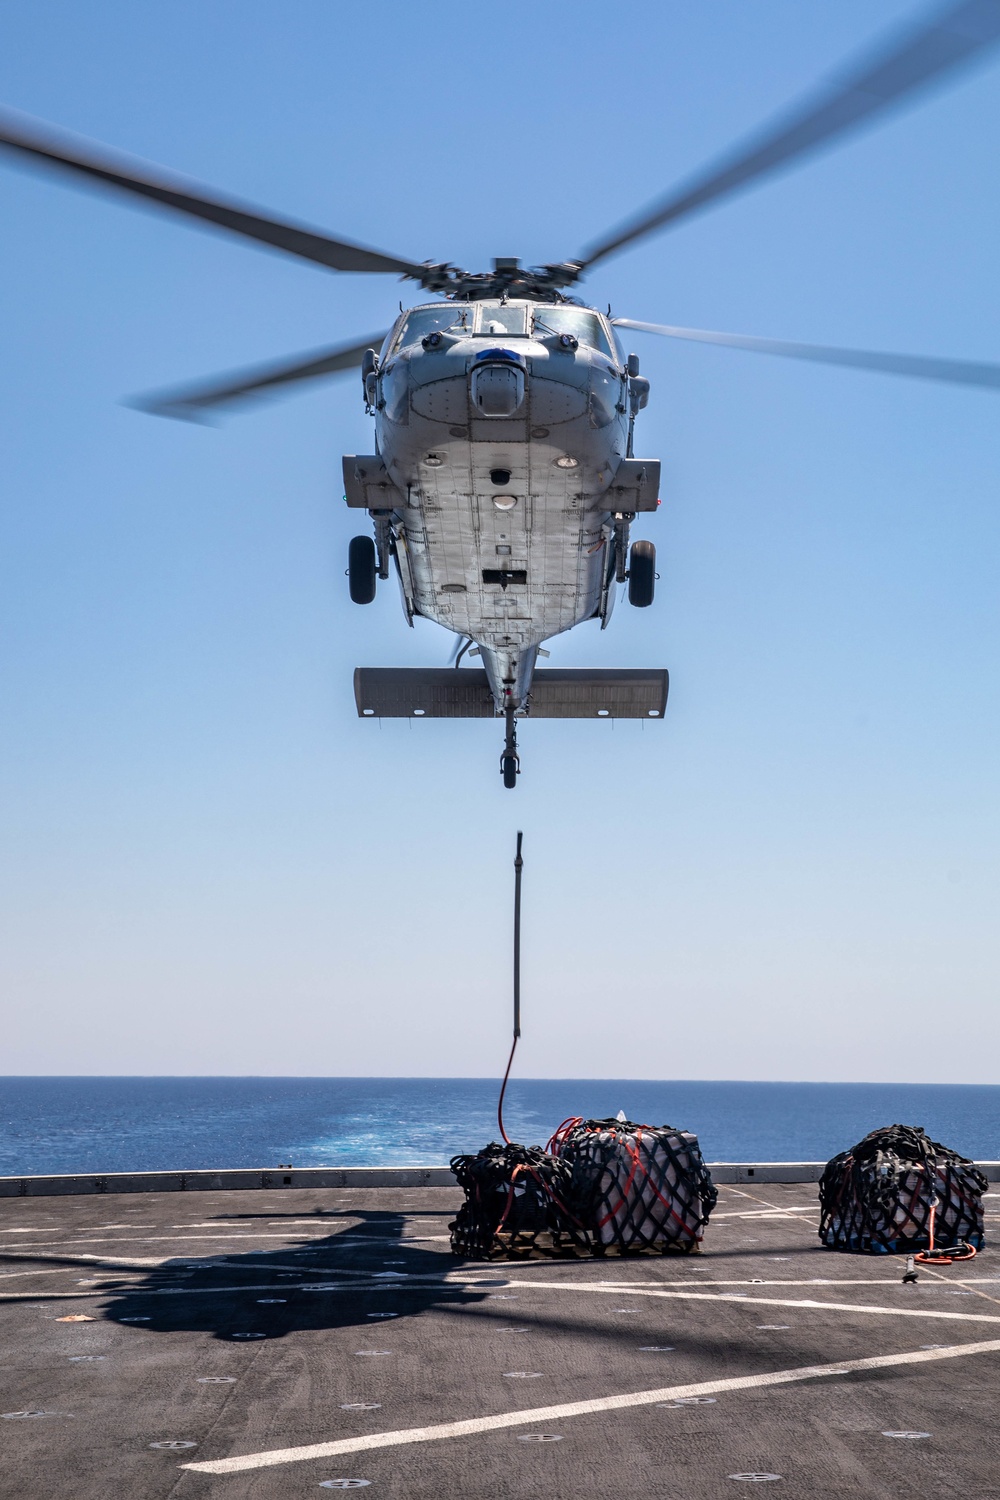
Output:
top-left (346, 297), bottom-right (659, 719)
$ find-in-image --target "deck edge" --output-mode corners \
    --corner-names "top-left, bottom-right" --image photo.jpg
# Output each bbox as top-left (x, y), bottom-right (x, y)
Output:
top-left (2, 1161), bottom-right (998, 1196)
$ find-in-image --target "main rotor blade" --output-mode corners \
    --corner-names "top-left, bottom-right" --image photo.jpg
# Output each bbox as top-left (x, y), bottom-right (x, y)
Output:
top-left (583, 0), bottom-right (1000, 268)
top-left (130, 332), bottom-right (389, 421)
top-left (0, 108), bottom-right (426, 278)
top-left (614, 318), bottom-right (1000, 392)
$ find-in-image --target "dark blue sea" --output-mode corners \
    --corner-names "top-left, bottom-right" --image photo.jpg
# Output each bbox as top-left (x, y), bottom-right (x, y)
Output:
top-left (1, 1079), bottom-right (999, 1177)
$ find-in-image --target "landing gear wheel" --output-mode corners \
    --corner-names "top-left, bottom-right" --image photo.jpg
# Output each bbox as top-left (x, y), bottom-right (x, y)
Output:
top-left (628, 540), bottom-right (656, 608)
top-left (500, 704), bottom-right (520, 788)
top-left (348, 535), bottom-right (377, 605)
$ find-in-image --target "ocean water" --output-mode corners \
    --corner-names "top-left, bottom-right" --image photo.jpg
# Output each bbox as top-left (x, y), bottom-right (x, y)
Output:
top-left (1, 1078), bottom-right (999, 1177)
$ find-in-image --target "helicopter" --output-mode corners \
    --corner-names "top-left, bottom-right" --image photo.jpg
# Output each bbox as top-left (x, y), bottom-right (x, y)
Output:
top-left (2, 1), bottom-right (999, 788)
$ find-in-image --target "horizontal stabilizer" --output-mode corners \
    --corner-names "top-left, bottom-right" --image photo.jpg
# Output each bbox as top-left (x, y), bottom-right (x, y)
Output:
top-left (527, 667), bottom-right (668, 718)
top-left (354, 667), bottom-right (668, 720)
top-left (355, 668), bottom-right (494, 719)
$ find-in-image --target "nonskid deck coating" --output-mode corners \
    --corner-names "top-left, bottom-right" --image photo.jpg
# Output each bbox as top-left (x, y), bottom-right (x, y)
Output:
top-left (1, 1184), bottom-right (999, 1497)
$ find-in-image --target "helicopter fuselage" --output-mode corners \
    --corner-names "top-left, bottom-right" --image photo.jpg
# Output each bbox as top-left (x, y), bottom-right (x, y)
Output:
top-left (344, 298), bottom-right (659, 715)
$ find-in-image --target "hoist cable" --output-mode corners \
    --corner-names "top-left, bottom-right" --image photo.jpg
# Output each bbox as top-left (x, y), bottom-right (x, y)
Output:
top-left (497, 831), bottom-right (523, 1145)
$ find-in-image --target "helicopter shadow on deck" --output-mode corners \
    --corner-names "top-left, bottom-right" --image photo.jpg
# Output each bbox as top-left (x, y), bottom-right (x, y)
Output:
top-left (95, 1206), bottom-right (836, 1350)
top-left (95, 1237), bottom-right (822, 1369)
top-left (100, 1207), bottom-right (489, 1342)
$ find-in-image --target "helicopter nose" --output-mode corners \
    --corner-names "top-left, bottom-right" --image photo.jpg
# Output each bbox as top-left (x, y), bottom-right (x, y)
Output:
top-left (469, 347), bottom-right (527, 417)
top-left (470, 362), bottom-right (525, 417)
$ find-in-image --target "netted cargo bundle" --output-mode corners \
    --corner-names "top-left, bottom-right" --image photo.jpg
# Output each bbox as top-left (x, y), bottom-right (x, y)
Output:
top-left (548, 1117), bottom-right (718, 1255)
top-left (448, 1141), bottom-right (583, 1259)
top-left (818, 1123), bottom-right (987, 1257)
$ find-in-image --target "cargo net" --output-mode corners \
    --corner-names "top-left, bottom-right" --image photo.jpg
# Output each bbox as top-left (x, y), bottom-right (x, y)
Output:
top-left (818, 1123), bottom-right (987, 1259)
top-left (449, 1119), bottom-right (717, 1260)
top-left (549, 1118), bottom-right (718, 1256)
top-left (448, 1142), bottom-right (583, 1259)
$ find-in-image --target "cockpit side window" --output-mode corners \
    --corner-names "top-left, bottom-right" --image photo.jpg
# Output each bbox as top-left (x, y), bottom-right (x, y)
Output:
top-left (393, 304), bottom-right (473, 352)
top-left (531, 306), bottom-right (616, 359)
top-left (474, 302), bottom-right (527, 336)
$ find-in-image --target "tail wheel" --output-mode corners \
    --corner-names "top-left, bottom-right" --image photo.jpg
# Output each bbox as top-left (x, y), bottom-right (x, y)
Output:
top-left (628, 539), bottom-right (656, 608)
top-left (348, 535), bottom-right (377, 605)
top-left (502, 753), bottom-right (519, 790)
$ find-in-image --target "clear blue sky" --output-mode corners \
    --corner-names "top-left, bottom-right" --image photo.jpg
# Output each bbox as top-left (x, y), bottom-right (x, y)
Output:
top-left (1, 2), bottom-right (998, 1081)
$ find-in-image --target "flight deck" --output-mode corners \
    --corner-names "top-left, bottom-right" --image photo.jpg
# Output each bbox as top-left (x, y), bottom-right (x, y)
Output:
top-left (2, 1180), bottom-right (999, 1497)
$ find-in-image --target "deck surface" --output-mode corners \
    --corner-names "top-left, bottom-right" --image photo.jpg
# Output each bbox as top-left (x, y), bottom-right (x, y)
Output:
top-left (2, 1182), bottom-right (999, 1497)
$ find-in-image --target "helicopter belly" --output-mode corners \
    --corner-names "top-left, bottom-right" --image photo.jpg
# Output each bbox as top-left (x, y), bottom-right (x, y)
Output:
top-left (375, 336), bottom-right (629, 662)
top-left (400, 461), bottom-right (608, 647)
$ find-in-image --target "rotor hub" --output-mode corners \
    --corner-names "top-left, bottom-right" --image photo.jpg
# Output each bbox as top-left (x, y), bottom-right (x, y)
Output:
top-left (411, 257), bottom-right (585, 301)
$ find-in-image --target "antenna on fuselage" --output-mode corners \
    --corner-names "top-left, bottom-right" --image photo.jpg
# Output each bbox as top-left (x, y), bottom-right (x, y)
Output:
top-left (497, 831), bottom-right (523, 1144)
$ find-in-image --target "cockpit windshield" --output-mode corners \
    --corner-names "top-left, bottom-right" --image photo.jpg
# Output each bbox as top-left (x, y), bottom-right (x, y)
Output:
top-left (531, 306), bottom-right (615, 358)
top-left (475, 302), bottom-right (527, 336)
top-left (393, 304), bottom-right (473, 350)
top-left (390, 301), bottom-right (617, 355)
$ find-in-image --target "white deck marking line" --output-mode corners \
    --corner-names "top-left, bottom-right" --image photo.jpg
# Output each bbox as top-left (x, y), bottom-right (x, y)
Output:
top-left (0, 1267), bottom-right (125, 1282)
top-left (0, 1234), bottom-right (340, 1248)
top-left (494, 1280), bottom-right (1000, 1326)
top-left (9, 1276), bottom-right (1000, 1317)
top-left (0, 1233), bottom-right (454, 1255)
top-left (709, 1209), bottom-right (818, 1219)
top-left (722, 1188), bottom-right (815, 1212)
top-left (175, 1224), bottom-right (450, 1232)
top-left (61, 1254), bottom-right (368, 1275)
top-left (916, 1263), bottom-right (1000, 1311)
top-left (0, 1283), bottom-right (359, 1303)
top-left (181, 1337), bottom-right (1000, 1475)
top-left (724, 1189), bottom-right (819, 1217)
top-left (0, 1275), bottom-right (494, 1303)
top-left (443, 1274), bottom-right (1000, 1289)
top-left (0, 1255), bottom-right (219, 1272)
